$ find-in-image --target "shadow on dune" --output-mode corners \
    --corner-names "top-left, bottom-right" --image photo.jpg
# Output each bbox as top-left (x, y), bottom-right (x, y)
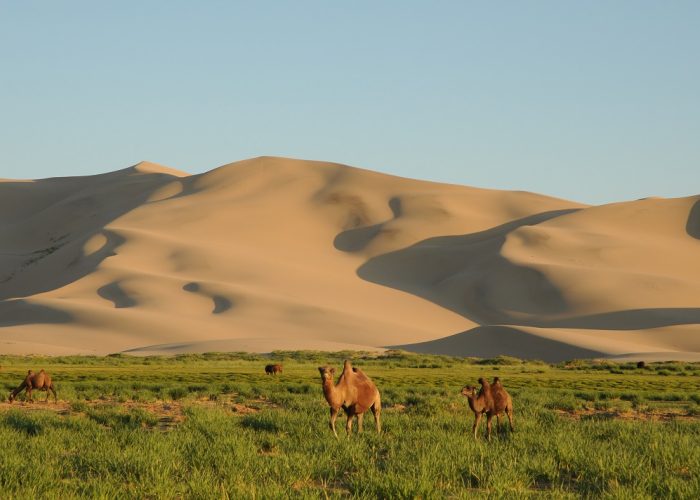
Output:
top-left (528, 308), bottom-right (700, 330)
top-left (183, 282), bottom-right (234, 314)
top-left (392, 325), bottom-right (604, 362)
top-left (687, 199), bottom-right (700, 240)
top-left (97, 281), bottom-right (138, 309)
top-left (339, 204), bottom-right (700, 339)
top-left (0, 167), bottom-right (184, 327)
top-left (0, 299), bottom-right (73, 327)
top-left (341, 208), bottom-right (580, 325)
top-left (334, 197), bottom-right (402, 252)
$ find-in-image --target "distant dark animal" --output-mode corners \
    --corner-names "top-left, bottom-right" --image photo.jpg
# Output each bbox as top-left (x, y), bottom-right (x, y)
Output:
top-left (9, 369), bottom-right (57, 403)
top-left (265, 364), bottom-right (283, 375)
top-left (637, 361), bottom-right (646, 369)
top-left (318, 360), bottom-right (381, 438)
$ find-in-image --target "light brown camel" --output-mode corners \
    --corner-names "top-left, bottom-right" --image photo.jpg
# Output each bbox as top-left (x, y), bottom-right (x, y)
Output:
top-left (9, 369), bottom-right (57, 403)
top-left (461, 384), bottom-right (490, 439)
top-left (265, 364), bottom-right (283, 375)
top-left (318, 359), bottom-right (381, 438)
top-left (461, 377), bottom-right (514, 440)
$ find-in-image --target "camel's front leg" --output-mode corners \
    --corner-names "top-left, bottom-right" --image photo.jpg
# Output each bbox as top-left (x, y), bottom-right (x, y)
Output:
top-left (371, 403), bottom-right (381, 434)
top-left (357, 413), bottom-right (364, 434)
top-left (329, 407), bottom-right (340, 438)
top-left (486, 413), bottom-right (493, 441)
top-left (345, 413), bottom-right (354, 436)
top-left (472, 413), bottom-right (482, 439)
top-left (507, 408), bottom-right (514, 431)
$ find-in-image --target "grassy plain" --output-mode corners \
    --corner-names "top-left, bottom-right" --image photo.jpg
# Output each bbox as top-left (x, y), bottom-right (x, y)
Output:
top-left (0, 351), bottom-right (699, 498)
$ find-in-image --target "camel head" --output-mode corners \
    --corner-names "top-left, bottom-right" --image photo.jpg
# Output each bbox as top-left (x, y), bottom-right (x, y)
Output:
top-left (8, 391), bottom-right (16, 403)
top-left (461, 385), bottom-right (477, 397)
top-left (318, 366), bottom-right (336, 382)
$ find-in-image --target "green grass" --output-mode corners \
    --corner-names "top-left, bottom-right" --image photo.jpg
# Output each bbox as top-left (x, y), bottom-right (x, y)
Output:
top-left (0, 351), bottom-right (699, 498)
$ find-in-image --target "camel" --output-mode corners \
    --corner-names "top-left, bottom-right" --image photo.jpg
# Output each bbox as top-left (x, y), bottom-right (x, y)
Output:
top-left (265, 364), bottom-right (283, 375)
top-left (318, 359), bottom-right (381, 438)
top-left (9, 369), bottom-right (57, 403)
top-left (489, 377), bottom-right (514, 435)
top-left (460, 377), bottom-right (513, 440)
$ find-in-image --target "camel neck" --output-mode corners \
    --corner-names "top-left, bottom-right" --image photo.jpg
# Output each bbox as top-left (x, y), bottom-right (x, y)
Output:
top-left (322, 379), bottom-right (341, 405)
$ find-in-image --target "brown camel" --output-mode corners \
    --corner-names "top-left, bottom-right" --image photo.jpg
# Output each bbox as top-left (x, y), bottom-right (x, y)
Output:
top-left (489, 376), bottom-right (514, 435)
top-left (9, 369), bottom-right (57, 403)
top-left (461, 377), bottom-right (514, 440)
top-left (318, 359), bottom-right (381, 438)
top-left (265, 364), bottom-right (283, 375)
top-left (461, 385), bottom-right (490, 439)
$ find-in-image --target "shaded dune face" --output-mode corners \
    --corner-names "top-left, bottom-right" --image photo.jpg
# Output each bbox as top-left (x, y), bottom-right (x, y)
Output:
top-left (1, 157), bottom-right (699, 361)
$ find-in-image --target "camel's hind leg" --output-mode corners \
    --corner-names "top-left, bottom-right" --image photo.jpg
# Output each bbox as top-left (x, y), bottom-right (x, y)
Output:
top-left (371, 398), bottom-right (381, 434)
top-left (49, 384), bottom-right (57, 403)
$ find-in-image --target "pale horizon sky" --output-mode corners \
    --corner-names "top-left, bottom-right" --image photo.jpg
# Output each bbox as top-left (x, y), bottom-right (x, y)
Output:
top-left (1, 1), bottom-right (698, 205)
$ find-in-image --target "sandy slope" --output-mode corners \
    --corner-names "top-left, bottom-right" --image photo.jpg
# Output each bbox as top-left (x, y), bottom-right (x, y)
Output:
top-left (1, 157), bottom-right (698, 361)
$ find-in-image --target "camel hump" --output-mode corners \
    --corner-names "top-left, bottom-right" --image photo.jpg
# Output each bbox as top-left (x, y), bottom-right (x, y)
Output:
top-left (343, 359), bottom-right (353, 370)
top-left (39, 369), bottom-right (46, 373)
top-left (27, 369), bottom-right (33, 374)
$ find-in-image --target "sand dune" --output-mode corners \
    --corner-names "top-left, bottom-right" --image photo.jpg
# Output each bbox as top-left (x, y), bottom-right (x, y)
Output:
top-left (1, 157), bottom-right (698, 361)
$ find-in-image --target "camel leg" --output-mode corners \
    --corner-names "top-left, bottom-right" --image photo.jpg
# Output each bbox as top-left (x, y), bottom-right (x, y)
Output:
top-left (486, 414), bottom-right (493, 441)
top-left (26, 388), bottom-right (33, 403)
top-left (345, 413), bottom-right (354, 436)
top-left (371, 400), bottom-right (381, 434)
top-left (507, 408), bottom-right (514, 431)
top-left (49, 385), bottom-right (57, 403)
top-left (357, 413), bottom-right (364, 434)
top-left (472, 413), bottom-right (482, 439)
top-left (329, 407), bottom-right (340, 438)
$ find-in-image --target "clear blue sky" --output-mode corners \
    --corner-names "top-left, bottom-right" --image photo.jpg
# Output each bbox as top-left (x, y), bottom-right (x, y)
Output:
top-left (1, 1), bottom-right (698, 204)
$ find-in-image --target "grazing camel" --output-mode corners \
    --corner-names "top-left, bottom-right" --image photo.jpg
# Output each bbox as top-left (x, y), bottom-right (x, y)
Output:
top-left (318, 360), bottom-right (381, 438)
top-left (265, 364), bottom-right (283, 375)
top-left (9, 369), bottom-right (57, 403)
top-left (460, 377), bottom-right (514, 440)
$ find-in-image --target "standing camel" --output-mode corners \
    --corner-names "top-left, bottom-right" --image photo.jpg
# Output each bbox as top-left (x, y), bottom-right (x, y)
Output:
top-left (490, 377), bottom-right (514, 435)
top-left (461, 377), bottom-right (514, 440)
top-left (8, 369), bottom-right (57, 403)
top-left (318, 360), bottom-right (381, 438)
